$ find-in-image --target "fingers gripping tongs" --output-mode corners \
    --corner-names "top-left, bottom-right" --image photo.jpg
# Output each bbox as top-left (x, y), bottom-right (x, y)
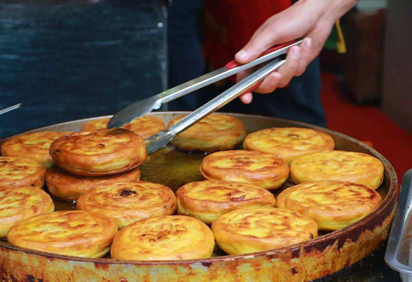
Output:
top-left (108, 40), bottom-right (302, 154)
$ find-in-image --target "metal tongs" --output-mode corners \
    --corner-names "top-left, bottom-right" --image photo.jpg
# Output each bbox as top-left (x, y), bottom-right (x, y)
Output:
top-left (108, 40), bottom-right (302, 154)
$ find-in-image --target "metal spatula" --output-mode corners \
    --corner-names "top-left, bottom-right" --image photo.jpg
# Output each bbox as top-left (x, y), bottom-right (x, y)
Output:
top-left (107, 40), bottom-right (302, 129)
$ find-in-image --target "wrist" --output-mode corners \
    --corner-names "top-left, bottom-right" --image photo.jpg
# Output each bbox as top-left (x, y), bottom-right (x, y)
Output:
top-left (304, 0), bottom-right (357, 23)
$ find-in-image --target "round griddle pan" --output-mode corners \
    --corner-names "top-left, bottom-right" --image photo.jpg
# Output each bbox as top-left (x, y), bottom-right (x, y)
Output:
top-left (0, 112), bottom-right (397, 282)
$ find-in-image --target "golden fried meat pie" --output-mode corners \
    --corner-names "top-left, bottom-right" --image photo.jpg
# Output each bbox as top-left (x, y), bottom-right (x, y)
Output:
top-left (176, 180), bottom-right (276, 224)
top-left (0, 187), bottom-right (54, 237)
top-left (81, 116), bottom-right (165, 139)
top-left (49, 129), bottom-right (146, 177)
top-left (243, 127), bottom-right (335, 164)
top-left (290, 151), bottom-right (384, 189)
top-left (45, 165), bottom-right (141, 201)
top-left (7, 210), bottom-right (117, 258)
top-left (212, 207), bottom-right (318, 255)
top-left (1, 131), bottom-right (71, 168)
top-left (0, 157), bottom-right (45, 189)
top-left (276, 181), bottom-right (382, 230)
top-left (111, 215), bottom-right (214, 260)
top-left (168, 114), bottom-right (246, 152)
top-left (200, 150), bottom-right (289, 190)
top-left (77, 181), bottom-right (176, 229)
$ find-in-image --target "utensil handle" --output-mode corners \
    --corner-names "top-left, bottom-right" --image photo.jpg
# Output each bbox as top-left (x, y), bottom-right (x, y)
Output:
top-left (0, 103), bottom-right (22, 115)
top-left (158, 40), bottom-right (301, 104)
top-left (168, 59), bottom-right (285, 136)
top-left (225, 41), bottom-right (296, 69)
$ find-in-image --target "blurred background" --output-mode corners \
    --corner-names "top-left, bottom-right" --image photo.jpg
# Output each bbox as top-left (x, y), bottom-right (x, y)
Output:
top-left (0, 0), bottom-right (411, 179)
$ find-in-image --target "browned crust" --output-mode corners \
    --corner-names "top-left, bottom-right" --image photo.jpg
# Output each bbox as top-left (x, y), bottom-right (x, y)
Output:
top-left (276, 181), bottom-right (382, 231)
top-left (290, 151), bottom-right (384, 189)
top-left (168, 114), bottom-right (246, 152)
top-left (1, 131), bottom-right (71, 168)
top-left (76, 181), bottom-right (176, 229)
top-left (81, 116), bottom-right (166, 139)
top-left (0, 187), bottom-right (54, 237)
top-left (200, 150), bottom-right (289, 190)
top-left (176, 180), bottom-right (275, 223)
top-left (7, 210), bottom-right (117, 258)
top-left (49, 129), bottom-right (146, 177)
top-left (212, 207), bottom-right (318, 255)
top-left (45, 165), bottom-right (141, 201)
top-left (0, 157), bottom-right (46, 189)
top-left (243, 127), bottom-right (335, 164)
top-left (0, 207), bottom-right (395, 281)
top-left (111, 215), bottom-right (215, 261)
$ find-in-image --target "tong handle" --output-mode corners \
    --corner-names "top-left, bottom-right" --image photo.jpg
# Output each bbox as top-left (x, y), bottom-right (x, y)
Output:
top-left (159, 40), bottom-right (301, 104)
top-left (225, 41), bottom-right (296, 69)
top-left (223, 40), bottom-right (296, 93)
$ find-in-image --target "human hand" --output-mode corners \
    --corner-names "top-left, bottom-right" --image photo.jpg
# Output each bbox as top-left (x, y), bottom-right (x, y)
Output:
top-left (235, 0), bottom-right (357, 104)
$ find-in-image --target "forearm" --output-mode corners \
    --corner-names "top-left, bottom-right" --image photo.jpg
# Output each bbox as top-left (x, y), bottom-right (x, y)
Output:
top-left (303, 0), bottom-right (358, 23)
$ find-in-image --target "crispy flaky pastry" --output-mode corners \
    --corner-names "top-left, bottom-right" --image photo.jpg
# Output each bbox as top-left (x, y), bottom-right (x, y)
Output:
top-left (45, 165), bottom-right (141, 201)
top-left (81, 116), bottom-right (165, 139)
top-left (243, 127), bottom-right (335, 164)
top-left (1, 131), bottom-right (71, 168)
top-left (176, 180), bottom-right (276, 224)
top-left (77, 181), bottom-right (176, 229)
top-left (276, 181), bottom-right (382, 230)
top-left (200, 150), bottom-right (289, 190)
top-left (0, 156), bottom-right (45, 189)
top-left (290, 151), bottom-right (384, 189)
top-left (211, 207), bottom-right (318, 255)
top-left (49, 129), bottom-right (146, 177)
top-left (0, 187), bottom-right (54, 237)
top-left (7, 210), bottom-right (117, 258)
top-left (111, 215), bottom-right (215, 260)
top-left (168, 114), bottom-right (246, 152)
